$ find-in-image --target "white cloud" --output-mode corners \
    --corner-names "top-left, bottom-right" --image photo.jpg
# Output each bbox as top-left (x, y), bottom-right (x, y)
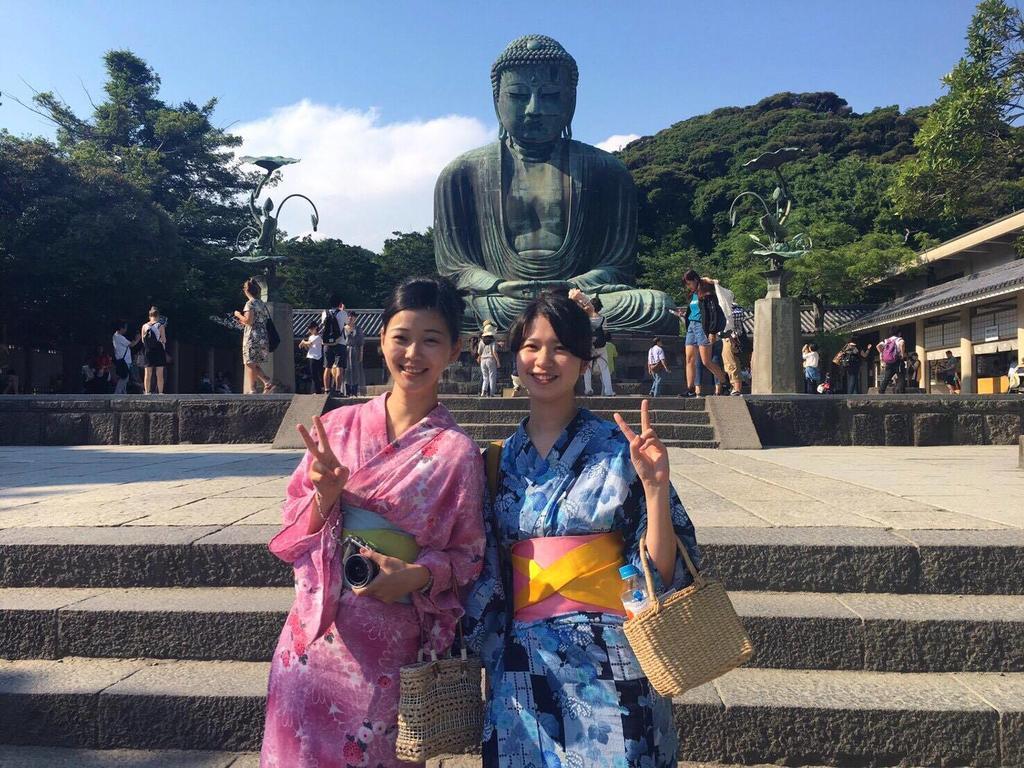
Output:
top-left (595, 133), bottom-right (642, 153)
top-left (233, 100), bottom-right (491, 252)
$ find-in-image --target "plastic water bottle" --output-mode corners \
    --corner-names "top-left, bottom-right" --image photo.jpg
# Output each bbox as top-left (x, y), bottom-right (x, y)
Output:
top-left (619, 564), bottom-right (650, 619)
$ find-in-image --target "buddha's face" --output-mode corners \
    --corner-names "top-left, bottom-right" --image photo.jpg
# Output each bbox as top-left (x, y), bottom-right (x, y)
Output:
top-left (496, 64), bottom-right (575, 146)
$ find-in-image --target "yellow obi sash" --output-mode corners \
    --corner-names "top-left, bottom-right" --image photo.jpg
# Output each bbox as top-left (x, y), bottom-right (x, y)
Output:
top-left (511, 531), bottom-right (626, 620)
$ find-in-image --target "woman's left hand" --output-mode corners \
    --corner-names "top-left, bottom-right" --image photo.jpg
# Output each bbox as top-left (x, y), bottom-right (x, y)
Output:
top-left (613, 399), bottom-right (670, 491)
top-left (351, 549), bottom-right (429, 604)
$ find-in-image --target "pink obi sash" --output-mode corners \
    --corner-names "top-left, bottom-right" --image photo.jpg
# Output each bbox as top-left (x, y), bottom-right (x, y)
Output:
top-left (511, 532), bottom-right (627, 621)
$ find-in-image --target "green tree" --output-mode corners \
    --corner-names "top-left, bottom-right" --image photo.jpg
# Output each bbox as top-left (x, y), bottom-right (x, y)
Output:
top-left (23, 50), bottom-right (254, 340)
top-left (278, 238), bottom-right (380, 308)
top-left (0, 132), bottom-right (179, 346)
top-left (373, 230), bottom-right (438, 300)
top-left (890, 0), bottom-right (1024, 232)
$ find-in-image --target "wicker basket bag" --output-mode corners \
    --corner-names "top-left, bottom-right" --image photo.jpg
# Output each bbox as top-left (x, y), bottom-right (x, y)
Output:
top-left (622, 534), bottom-right (754, 696)
top-left (395, 633), bottom-right (483, 762)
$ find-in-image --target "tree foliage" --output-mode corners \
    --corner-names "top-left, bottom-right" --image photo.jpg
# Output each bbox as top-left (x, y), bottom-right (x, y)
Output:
top-left (623, 92), bottom-right (924, 314)
top-left (890, 0), bottom-right (1024, 232)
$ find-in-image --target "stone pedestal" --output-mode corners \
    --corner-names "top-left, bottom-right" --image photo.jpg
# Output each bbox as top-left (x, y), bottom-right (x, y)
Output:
top-left (752, 296), bottom-right (801, 394)
top-left (266, 302), bottom-right (295, 393)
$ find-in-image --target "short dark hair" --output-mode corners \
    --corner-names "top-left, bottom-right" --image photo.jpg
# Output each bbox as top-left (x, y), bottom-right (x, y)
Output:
top-left (591, 297), bottom-right (603, 313)
top-left (113, 320), bottom-right (127, 332)
top-left (809, 343), bottom-right (818, 351)
top-left (653, 337), bottom-right (661, 345)
top-left (308, 322), bottom-right (319, 332)
top-left (508, 291), bottom-right (592, 362)
top-left (382, 276), bottom-right (464, 343)
top-left (683, 269), bottom-right (700, 284)
top-left (329, 293), bottom-right (342, 308)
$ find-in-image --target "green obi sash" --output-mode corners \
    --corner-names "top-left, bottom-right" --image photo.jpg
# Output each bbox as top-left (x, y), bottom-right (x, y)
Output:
top-left (341, 505), bottom-right (420, 605)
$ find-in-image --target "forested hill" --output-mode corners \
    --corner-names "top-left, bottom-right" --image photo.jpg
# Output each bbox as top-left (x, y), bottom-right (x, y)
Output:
top-left (619, 91), bottom-right (929, 308)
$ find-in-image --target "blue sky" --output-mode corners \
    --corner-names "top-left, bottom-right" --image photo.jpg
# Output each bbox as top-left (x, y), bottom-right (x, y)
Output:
top-left (1, 0), bottom-right (982, 248)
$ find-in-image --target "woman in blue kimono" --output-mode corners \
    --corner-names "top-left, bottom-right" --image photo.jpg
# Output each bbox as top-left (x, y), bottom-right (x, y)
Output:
top-left (465, 291), bottom-right (700, 768)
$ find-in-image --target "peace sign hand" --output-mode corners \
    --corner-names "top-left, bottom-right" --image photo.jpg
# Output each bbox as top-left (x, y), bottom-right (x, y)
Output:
top-left (613, 399), bottom-right (670, 491)
top-left (296, 415), bottom-right (350, 510)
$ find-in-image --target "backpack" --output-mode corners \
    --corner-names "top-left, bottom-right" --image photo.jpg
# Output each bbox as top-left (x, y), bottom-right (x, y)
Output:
top-left (322, 309), bottom-right (341, 344)
top-left (143, 324), bottom-right (162, 353)
top-left (880, 337), bottom-right (901, 364)
top-left (593, 318), bottom-right (608, 349)
top-left (705, 297), bottom-right (727, 334)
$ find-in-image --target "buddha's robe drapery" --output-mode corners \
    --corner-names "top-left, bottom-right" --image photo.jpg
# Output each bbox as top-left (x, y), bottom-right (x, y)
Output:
top-left (434, 140), bottom-right (677, 333)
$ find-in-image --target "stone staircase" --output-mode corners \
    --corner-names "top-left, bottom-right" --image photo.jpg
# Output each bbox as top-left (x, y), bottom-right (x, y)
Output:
top-left (2, 521), bottom-right (1023, 765)
top-left (360, 394), bottom-right (720, 449)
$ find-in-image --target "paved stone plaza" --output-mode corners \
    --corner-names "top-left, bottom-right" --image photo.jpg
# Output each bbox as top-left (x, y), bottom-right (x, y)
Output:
top-left (1, 443), bottom-right (1022, 766)
top-left (0, 443), bottom-right (1020, 531)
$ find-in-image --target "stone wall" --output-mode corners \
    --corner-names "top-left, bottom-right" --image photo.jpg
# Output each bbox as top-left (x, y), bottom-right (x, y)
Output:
top-left (0, 395), bottom-right (292, 446)
top-left (746, 395), bottom-right (1024, 447)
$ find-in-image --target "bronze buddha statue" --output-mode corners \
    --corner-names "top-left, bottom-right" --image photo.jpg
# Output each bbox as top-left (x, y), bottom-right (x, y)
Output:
top-left (433, 34), bottom-right (677, 333)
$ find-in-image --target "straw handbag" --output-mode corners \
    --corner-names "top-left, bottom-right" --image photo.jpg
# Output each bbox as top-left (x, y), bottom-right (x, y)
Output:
top-left (622, 534), bottom-right (754, 696)
top-left (395, 626), bottom-right (483, 762)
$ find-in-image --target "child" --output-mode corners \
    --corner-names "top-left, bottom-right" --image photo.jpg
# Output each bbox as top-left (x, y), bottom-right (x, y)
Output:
top-left (647, 336), bottom-right (670, 397)
top-left (298, 322), bottom-right (324, 394)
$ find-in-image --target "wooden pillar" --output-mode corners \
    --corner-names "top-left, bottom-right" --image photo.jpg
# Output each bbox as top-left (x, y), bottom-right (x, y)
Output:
top-left (172, 340), bottom-right (181, 394)
top-left (915, 318), bottom-right (927, 392)
top-left (959, 307), bottom-right (975, 394)
top-left (1017, 292), bottom-right (1024, 368)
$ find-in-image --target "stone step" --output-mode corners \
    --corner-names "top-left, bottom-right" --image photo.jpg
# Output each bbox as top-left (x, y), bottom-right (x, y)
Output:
top-left (0, 748), bottom-right (822, 768)
top-left (460, 422), bottom-right (715, 442)
top-left (0, 658), bottom-right (1019, 765)
top-left (3, 527), bottom-right (1023, 594)
top-left (434, 395), bottom-right (711, 411)
top-left (4, 588), bottom-right (1022, 673)
top-left (447, 409), bottom-right (712, 425)
top-left (474, 438), bottom-right (719, 449)
top-left (0, 745), bottom-right (258, 767)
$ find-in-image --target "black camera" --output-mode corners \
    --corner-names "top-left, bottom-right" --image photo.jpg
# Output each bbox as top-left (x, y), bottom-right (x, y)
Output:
top-left (341, 535), bottom-right (379, 589)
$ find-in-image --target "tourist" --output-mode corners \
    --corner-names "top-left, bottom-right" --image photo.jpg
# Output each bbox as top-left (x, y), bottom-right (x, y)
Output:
top-left (233, 278), bottom-right (276, 394)
top-left (677, 271), bottom-right (728, 397)
top-left (906, 352), bottom-right (922, 389)
top-left (214, 371), bottom-right (233, 394)
top-left (938, 350), bottom-right (958, 394)
top-left (197, 372), bottom-right (214, 394)
top-left (320, 296), bottom-right (348, 395)
top-left (111, 320), bottom-right (135, 395)
top-left (834, 339), bottom-right (872, 395)
top-left (709, 278), bottom-right (744, 395)
top-left (464, 291), bottom-right (700, 768)
top-left (802, 343), bottom-right (821, 394)
top-left (648, 336), bottom-right (670, 396)
top-left (342, 312), bottom-right (366, 397)
top-left (877, 331), bottom-right (906, 394)
top-left (299, 322), bottom-right (324, 394)
top-left (260, 276), bottom-right (485, 767)
top-left (478, 320), bottom-right (501, 396)
top-left (141, 307), bottom-right (168, 395)
top-left (571, 290), bottom-right (615, 396)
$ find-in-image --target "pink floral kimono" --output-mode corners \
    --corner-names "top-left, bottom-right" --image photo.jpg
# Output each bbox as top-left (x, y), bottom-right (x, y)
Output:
top-left (260, 394), bottom-right (486, 768)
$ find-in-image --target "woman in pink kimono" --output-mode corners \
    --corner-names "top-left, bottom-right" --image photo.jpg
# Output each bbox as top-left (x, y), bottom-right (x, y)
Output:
top-left (260, 277), bottom-right (486, 768)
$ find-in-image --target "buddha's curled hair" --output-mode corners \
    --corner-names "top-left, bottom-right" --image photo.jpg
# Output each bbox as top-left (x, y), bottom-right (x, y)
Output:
top-left (490, 35), bottom-right (579, 101)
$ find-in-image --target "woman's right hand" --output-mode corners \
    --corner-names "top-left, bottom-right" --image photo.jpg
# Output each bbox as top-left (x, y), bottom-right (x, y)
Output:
top-left (297, 415), bottom-right (349, 516)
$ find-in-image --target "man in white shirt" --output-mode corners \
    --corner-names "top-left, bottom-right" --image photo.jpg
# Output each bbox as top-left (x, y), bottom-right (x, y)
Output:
top-left (111, 320), bottom-right (135, 395)
top-left (647, 337), bottom-right (669, 397)
top-left (320, 296), bottom-right (349, 395)
top-left (299, 322), bottom-right (325, 394)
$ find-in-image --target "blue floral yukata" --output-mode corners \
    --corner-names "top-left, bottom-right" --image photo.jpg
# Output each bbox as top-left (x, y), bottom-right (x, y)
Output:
top-left (464, 408), bottom-right (701, 768)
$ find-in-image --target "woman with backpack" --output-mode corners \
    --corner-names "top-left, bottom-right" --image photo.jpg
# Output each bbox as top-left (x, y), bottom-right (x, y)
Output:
top-left (675, 272), bottom-right (727, 397)
top-left (833, 339), bottom-right (872, 395)
top-left (233, 277), bottom-right (276, 394)
top-left (141, 307), bottom-right (168, 395)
